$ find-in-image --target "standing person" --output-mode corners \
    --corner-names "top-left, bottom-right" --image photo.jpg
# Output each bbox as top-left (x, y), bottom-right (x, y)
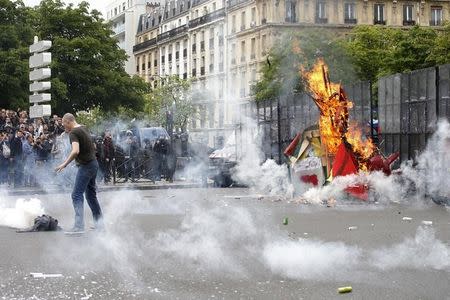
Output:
top-left (55, 113), bottom-right (103, 233)
top-left (9, 129), bottom-right (24, 187)
top-left (102, 131), bottom-right (114, 184)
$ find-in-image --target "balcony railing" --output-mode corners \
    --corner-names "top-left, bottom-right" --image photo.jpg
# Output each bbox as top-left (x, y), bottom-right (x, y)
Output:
top-left (344, 18), bottom-right (357, 24)
top-left (402, 20), bottom-right (415, 26)
top-left (227, 0), bottom-right (251, 8)
top-left (374, 20), bottom-right (386, 25)
top-left (315, 17), bottom-right (328, 24)
top-left (133, 37), bottom-right (157, 52)
top-left (158, 25), bottom-right (188, 42)
top-left (189, 8), bottom-right (225, 29)
top-left (430, 19), bottom-right (442, 26)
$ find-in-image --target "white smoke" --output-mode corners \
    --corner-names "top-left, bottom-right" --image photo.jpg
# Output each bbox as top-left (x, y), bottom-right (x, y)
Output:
top-left (370, 226), bottom-right (450, 271)
top-left (263, 239), bottom-right (362, 280)
top-left (232, 117), bottom-right (294, 197)
top-left (0, 197), bottom-right (45, 229)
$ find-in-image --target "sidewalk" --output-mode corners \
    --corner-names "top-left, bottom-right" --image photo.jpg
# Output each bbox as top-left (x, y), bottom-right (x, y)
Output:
top-left (4, 180), bottom-right (205, 196)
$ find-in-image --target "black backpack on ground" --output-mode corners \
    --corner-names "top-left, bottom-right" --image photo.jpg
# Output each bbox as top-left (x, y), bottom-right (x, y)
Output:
top-left (17, 215), bottom-right (61, 233)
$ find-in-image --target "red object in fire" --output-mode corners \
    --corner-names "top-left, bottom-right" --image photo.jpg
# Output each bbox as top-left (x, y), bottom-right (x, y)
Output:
top-left (332, 142), bottom-right (369, 201)
top-left (284, 132), bottom-right (302, 157)
top-left (368, 152), bottom-right (400, 176)
top-left (332, 143), bottom-right (359, 177)
top-left (300, 175), bottom-right (319, 186)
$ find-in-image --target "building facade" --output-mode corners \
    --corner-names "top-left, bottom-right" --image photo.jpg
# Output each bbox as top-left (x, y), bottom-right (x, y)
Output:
top-left (133, 0), bottom-right (450, 146)
top-left (106, 0), bottom-right (150, 75)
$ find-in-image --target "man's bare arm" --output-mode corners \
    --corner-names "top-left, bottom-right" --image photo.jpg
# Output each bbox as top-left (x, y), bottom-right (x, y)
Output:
top-left (55, 142), bottom-right (79, 172)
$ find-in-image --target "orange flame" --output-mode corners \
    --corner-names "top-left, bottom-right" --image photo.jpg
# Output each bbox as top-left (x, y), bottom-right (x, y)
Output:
top-left (302, 59), bottom-right (376, 170)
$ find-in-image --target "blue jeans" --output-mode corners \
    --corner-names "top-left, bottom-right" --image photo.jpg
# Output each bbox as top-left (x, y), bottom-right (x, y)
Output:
top-left (71, 159), bottom-right (103, 229)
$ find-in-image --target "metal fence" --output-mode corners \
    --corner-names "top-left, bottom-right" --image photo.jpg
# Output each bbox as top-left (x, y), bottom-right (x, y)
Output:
top-left (378, 65), bottom-right (450, 165)
top-left (255, 80), bottom-right (373, 163)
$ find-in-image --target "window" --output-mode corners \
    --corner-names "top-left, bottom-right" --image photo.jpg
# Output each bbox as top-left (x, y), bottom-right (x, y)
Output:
top-left (374, 4), bottom-right (385, 24)
top-left (231, 43), bottom-right (236, 64)
top-left (232, 15), bottom-right (236, 33)
top-left (403, 4), bottom-right (415, 25)
top-left (122, 2), bottom-right (125, 11)
top-left (251, 38), bottom-right (256, 59)
top-left (344, 3), bottom-right (356, 23)
top-left (431, 6), bottom-right (443, 26)
top-left (286, 0), bottom-right (296, 23)
top-left (251, 7), bottom-right (256, 24)
top-left (241, 11), bottom-right (246, 30)
top-left (262, 3), bottom-right (267, 22)
top-left (240, 41), bottom-right (246, 62)
top-left (213, 2), bottom-right (216, 11)
top-left (261, 34), bottom-right (267, 55)
top-left (114, 7), bottom-right (117, 16)
top-left (316, 1), bottom-right (326, 20)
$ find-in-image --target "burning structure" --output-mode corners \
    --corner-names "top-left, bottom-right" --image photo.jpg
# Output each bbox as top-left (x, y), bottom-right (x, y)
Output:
top-left (285, 60), bottom-right (399, 200)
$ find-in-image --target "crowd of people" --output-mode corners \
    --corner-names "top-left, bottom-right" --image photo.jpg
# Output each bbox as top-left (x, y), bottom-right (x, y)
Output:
top-left (0, 108), bottom-right (178, 188)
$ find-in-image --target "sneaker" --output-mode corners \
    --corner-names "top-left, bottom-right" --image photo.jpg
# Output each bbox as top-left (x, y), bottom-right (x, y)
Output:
top-left (64, 227), bottom-right (85, 235)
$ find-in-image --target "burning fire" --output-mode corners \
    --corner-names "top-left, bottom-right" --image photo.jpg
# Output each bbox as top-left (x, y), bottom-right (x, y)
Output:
top-left (302, 59), bottom-right (376, 169)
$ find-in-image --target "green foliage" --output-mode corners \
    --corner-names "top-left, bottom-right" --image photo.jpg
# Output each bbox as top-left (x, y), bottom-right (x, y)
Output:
top-left (0, 0), bottom-right (36, 108)
top-left (252, 29), bottom-right (356, 102)
top-left (0, 0), bottom-right (148, 114)
top-left (428, 22), bottom-right (450, 65)
top-left (144, 76), bottom-right (195, 132)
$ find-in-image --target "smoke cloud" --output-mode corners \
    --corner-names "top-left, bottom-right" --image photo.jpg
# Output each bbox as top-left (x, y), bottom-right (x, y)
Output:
top-left (0, 196), bottom-right (45, 229)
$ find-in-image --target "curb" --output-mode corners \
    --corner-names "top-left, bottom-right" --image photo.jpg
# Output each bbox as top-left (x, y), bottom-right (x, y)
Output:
top-left (5, 182), bottom-right (206, 196)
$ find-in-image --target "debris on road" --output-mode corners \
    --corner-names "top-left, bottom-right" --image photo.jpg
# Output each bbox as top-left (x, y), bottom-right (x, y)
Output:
top-left (30, 273), bottom-right (63, 278)
top-left (421, 220), bottom-right (433, 226)
top-left (282, 217), bottom-right (289, 225)
top-left (402, 217), bottom-right (413, 222)
top-left (338, 286), bottom-right (353, 294)
top-left (348, 226), bottom-right (358, 231)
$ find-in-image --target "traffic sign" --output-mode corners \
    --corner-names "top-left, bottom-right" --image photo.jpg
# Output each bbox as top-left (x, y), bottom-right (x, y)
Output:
top-left (29, 52), bottom-right (52, 69)
top-left (29, 40), bottom-right (52, 53)
top-left (29, 104), bottom-right (51, 119)
top-left (30, 81), bottom-right (51, 93)
top-left (30, 68), bottom-right (51, 81)
top-left (29, 93), bottom-right (51, 103)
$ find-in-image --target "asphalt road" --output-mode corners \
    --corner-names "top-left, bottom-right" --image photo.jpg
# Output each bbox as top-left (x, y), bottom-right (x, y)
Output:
top-left (0, 187), bottom-right (449, 299)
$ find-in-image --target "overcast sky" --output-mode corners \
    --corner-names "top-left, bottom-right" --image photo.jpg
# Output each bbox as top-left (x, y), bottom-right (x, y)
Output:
top-left (23, 0), bottom-right (106, 16)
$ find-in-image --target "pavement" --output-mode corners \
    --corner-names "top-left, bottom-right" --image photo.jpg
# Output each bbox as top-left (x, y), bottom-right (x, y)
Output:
top-left (0, 187), bottom-right (449, 299)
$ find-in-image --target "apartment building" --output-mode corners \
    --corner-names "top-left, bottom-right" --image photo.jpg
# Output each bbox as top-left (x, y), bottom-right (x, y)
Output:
top-left (226, 0), bottom-right (450, 119)
top-left (134, 0), bottom-right (228, 147)
top-left (133, 0), bottom-right (450, 146)
top-left (105, 0), bottom-right (150, 75)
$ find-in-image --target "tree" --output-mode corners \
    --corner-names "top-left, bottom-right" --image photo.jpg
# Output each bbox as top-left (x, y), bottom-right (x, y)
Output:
top-left (144, 76), bottom-right (196, 132)
top-left (0, 0), bottom-right (149, 113)
top-left (382, 26), bottom-right (437, 75)
top-left (0, 0), bottom-right (37, 109)
top-left (252, 28), bottom-right (356, 101)
top-left (34, 0), bottom-right (149, 114)
top-left (428, 23), bottom-right (450, 65)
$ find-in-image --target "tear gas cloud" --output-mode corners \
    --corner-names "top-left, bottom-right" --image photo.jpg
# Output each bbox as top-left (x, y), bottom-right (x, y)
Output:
top-left (0, 196), bottom-right (45, 229)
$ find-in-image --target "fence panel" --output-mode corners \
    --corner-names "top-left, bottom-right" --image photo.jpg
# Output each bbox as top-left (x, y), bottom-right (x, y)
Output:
top-left (438, 64), bottom-right (450, 119)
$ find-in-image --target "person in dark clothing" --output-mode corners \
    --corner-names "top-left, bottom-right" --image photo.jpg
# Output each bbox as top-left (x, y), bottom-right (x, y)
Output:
top-left (102, 131), bottom-right (114, 183)
top-left (9, 130), bottom-right (24, 186)
top-left (55, 113), bottom-right (103, 233)
top-left (0, 131), bottom-right (10, 184)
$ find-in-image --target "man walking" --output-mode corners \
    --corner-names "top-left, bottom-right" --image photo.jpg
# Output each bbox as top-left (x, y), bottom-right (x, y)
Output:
top-left (55, 113), bottom-right (103, 233)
